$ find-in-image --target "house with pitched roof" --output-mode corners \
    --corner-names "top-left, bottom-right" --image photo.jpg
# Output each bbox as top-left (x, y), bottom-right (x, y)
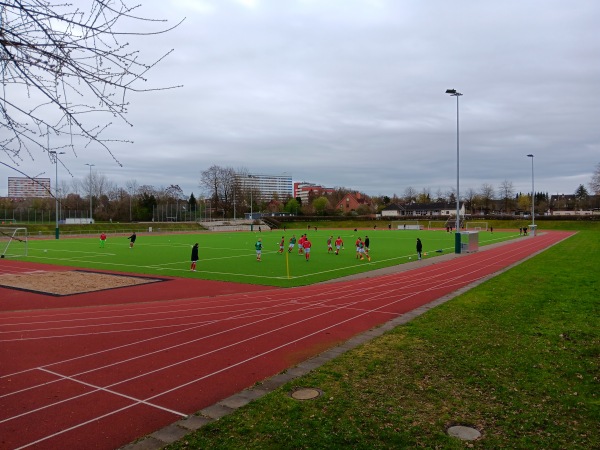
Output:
top-left (335, 192), bottom-right (371, 214)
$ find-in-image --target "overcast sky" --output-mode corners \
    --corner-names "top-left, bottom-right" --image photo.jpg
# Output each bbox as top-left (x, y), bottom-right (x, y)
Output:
top-left (2, 0), bottom-right (599, 200)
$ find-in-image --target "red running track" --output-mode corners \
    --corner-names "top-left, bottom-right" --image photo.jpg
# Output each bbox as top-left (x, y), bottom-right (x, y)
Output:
top-left (0, 231), bottom-right (572, 449)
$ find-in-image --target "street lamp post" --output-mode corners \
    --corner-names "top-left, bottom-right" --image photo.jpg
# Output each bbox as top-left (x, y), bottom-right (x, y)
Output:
top-left (233, 179), bottom-right (237, 221)
top-left (527, 154), bottom-right (535, 229)
top-left (247, 175), bottom-right (256, 219)
top-left (446, 88), bottom-right (463, 253)
top-left (49, 151), bottom-right (65, 239)
top-left (85, 163), bottom-right (95, 223)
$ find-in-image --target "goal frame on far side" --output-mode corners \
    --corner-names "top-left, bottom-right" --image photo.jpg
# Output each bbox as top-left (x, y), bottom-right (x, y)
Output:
top-left (0, 227), bottom-right (28, 258)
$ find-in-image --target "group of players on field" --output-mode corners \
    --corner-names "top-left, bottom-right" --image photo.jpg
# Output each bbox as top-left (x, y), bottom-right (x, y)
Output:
top-left (266, 234), bottom-right (370, 262)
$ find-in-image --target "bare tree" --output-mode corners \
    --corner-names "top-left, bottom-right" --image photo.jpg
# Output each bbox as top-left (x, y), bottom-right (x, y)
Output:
top-left (590, 162), bottom-right (600, 195)
top-left (0, 1), bottom-right (182, 170)
top-left (79, 169), bottom-right (112, 200)
top-left (403, 186), bottom-right (417, 204)
top-left (200, 165), bottom-right (223, 204)
top-left (434, 187), bottom-right (445, 203)
top-left (464, 187), bottom-right (477, 214)
top-left (498, 180), bottom-right (515, 214)
top-left (164, 184), bottom-right (185, 201)
top-left (200, 165), bottom-right (237, 215)
top-left (479, 183), bottom-right (495, 213)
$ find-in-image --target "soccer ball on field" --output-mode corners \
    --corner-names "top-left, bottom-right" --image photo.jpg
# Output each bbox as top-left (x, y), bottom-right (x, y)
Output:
top-left (408, 256), bottom-right (411, 260)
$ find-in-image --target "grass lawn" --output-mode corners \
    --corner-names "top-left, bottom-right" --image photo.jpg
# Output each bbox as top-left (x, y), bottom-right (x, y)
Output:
top-left (17, 228), bottom-right (518, 287)
top-left (163, 230), bottom-right (599, 449)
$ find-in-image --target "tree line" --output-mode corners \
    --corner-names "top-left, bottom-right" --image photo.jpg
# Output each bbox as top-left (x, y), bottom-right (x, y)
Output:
top-left (2, 164), bottom-right (598, 223)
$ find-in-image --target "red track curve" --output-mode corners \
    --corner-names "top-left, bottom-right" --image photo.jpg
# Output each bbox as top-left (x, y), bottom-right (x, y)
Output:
top-left (0, 231), bottom-right (573, 449)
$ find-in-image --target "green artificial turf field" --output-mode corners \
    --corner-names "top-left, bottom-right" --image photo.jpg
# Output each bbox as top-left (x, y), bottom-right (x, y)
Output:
top-left (18, 228), bottom-right (519, 287)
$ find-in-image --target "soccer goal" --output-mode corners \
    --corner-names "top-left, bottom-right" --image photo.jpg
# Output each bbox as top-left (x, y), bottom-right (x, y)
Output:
top-left (0, 227), bottom-right (28, 258)
top-left (465, 222), bottom-right (488, 232)
top-left (427, 221), bottom-right (447, 230)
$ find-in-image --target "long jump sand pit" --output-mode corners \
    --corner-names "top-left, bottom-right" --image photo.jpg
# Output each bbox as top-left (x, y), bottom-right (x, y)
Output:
top-left (0, 270), bottom-right (164, 296)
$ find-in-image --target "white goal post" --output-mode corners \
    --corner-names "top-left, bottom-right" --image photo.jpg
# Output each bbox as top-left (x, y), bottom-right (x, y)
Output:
top-left (465, 222), bottom-right (488, 231)
top-left (0, 227), bottom-right (28, 258)
top-left (427, 221), bottom-right (447, 230)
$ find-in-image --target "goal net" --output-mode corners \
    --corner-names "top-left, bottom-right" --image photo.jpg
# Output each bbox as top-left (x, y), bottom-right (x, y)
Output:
top-left (465, 222), bottom-right (488, 232)
top-left (0, 227), bottom-right (28, 258)
top-left (427, 221), bottom-right (447, 230)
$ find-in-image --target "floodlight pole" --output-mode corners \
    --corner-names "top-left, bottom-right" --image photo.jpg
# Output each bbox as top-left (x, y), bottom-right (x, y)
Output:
top-left (527, 154), bottom-right (535, 227)
top-left (247, 175), bottom-right (255, 219)
top-left (50, 150), bottom-right (65, 239)
top-left (446, 88), bottom-right (463, 253)
top-left (85, 163), bottom-right (95, 223)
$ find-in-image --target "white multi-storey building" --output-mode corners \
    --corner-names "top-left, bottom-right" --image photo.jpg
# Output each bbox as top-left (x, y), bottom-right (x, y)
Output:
top-left (7, 177), bottom-right (52, 198)
top-left (236, 173), bottom-right (293, 202)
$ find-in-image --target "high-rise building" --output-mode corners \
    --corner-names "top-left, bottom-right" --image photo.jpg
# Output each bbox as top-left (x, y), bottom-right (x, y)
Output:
top-left (7, 177), bottom-right (52, 198)
top-left (237, 173), bottom-right (293, 201)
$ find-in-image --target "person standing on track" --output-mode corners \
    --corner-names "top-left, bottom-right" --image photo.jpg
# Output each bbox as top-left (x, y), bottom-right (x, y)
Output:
top-left (190, 243), bottom-right (199, 271)
top-left (416, 237), bottom-right (423, 260)
top-left (127, 232), bottom-right (137, 249)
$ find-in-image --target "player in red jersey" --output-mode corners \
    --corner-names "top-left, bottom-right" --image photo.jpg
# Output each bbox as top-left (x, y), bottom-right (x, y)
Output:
top-left (334, 236), bottom-right (344, 255)
top-left (302, 236), bottom-right (312, 261)
top-left (298, 234), bottom-right (306, 254)
top-left (355, 237), bottom-right (362, 259)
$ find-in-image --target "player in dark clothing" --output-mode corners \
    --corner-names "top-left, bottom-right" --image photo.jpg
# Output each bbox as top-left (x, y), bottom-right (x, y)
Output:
top-left (190, 243), bottom-right (199, 271)
top-left (127, 232), bottom-right (137, 249)
top-left (416, 237), bottom-right (423, 260)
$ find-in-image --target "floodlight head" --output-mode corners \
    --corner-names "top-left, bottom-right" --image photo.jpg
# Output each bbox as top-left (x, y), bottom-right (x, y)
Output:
top-left (527, 154), bottom-right (534, 158)
top-left (446, 88), bottom-right (463, 97)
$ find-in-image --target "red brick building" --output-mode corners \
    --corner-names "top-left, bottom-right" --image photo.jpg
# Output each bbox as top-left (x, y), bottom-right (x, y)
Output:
top-left (335, 192), bottom-right (370, 214)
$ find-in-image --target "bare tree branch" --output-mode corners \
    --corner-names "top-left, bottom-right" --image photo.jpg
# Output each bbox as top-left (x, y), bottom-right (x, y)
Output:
top-left (0, 0), bottom-right (183, 173)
